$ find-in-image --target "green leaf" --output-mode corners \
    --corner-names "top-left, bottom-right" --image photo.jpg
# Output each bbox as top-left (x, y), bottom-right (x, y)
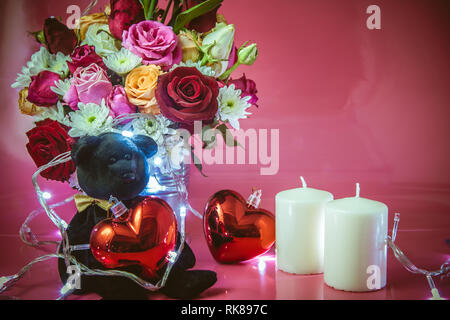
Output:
top-left (216, 123), bottom-right (242, 148)
top-left (168, 0), bottom-right (183, 26)
top-left (148, 0), bottom-right (158, 20)
top-left (139, 0), bottom-right (157, 20)
top-left (173, 0), bottom-right (223, 34)
top-left (191, 146), bottom-right (207, 177)
top-left (29, 30), bottom-right (46, 45)
top-left (201, 124), bottom-right (217, 149)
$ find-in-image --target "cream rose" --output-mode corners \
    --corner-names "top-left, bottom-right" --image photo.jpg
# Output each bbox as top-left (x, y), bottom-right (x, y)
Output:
top-left (178, 30), bottom-right (201, 63)
top-left (76, 12), bottom-right (109, 41)
top-left (124, 65), bottom-right (162, 114)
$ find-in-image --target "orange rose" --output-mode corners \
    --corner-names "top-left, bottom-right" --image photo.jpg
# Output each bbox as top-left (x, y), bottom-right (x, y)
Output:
top-left (125, 65), bottom-right (162, 114)
top-left (18, 88), bottom-right (43, 116)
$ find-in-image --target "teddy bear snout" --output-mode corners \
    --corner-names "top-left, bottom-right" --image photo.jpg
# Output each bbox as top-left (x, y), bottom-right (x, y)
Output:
top-left (121, 171), bottom-right (136, 183)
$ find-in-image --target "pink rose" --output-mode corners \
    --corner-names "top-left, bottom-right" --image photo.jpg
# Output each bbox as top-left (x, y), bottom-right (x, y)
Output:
top-left (67, 45), bottom-right (105, 74)
top-left (228, 74), bottom-right (259, 107)
top-left (27, 70), bottom-right (60, 107)
top-left (106, 85), bottom-right (136, 121)
top-left (122, 20), bottom-right (181, 70)
top-left (64, 63), bottom-right (113, 110)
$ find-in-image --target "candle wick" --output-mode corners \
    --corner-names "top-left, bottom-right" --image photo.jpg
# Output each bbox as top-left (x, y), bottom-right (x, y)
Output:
top-left (300, 176), bottom-right (307, 188)
top-left (355, 182), bottom-right (360, 197)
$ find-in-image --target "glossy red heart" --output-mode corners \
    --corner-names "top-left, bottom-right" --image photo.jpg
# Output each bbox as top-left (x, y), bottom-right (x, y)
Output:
top-left (203, 189), bottom-right (275, 263)
top-left (90, 196), bottom-right (177, 280)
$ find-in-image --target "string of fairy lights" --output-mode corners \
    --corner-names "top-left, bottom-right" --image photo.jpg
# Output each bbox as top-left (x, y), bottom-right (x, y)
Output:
top-left (0, 116), bottom-right (448, 299)
top-left (0, 113), bottom-right (196, 299)
top-left (0, 0), bottom-right (448, 297)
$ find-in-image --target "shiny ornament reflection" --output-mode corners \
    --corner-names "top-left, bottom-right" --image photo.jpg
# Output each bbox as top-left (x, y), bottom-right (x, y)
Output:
top-left (203, 189), bottom-right (275, 263)
top-left (90, 196), bottom-right (177, 280)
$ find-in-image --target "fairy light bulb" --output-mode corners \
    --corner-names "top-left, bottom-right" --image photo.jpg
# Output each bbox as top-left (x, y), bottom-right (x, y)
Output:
top-left (42, 191), bottom-right (52, 200)
top-left (147, 176), bottom-right (161, 190)
top-left (167, 251), bottom-right (178, 263)
top-left (180, 206), bottom-right (186, 217)
top-left (153, 156), bottom-right (162, 166)
top-left (121, 130), bottom-right (133, 138)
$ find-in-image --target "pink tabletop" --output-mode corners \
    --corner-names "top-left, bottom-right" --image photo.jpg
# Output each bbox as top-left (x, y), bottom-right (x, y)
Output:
top-left (0, 0), bottom-right (449, 300)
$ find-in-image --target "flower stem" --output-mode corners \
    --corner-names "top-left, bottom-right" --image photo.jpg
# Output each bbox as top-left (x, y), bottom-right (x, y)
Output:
top-left (219, 61), bottom-right (241, 81)
top-left (149, 0), bottom-right (158, 19)
top-left (139, 0), bottom-right (150, 19)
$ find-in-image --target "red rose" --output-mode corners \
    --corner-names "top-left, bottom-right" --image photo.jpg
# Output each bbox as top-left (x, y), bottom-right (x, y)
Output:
top-left (44, 18), bottom-right (78, 55)
top-left (109, 0), bottom-right (145, 39)
top-left (27, 70), bottom-right (60, 107)
top-left (67, 45), bottom-right (105, 74)
top-left (228, 74), bottom-right (259, 107)
top-left (183, 0), bottom-right (221, 33)
top-left (155, 67), bottom-right (219, 126)
top-left (26, 119), bottom-right (76, 182)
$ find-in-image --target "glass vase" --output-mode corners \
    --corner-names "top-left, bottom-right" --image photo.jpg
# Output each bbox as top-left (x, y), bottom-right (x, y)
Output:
top-left (140, 159), bottom-right (190, 224)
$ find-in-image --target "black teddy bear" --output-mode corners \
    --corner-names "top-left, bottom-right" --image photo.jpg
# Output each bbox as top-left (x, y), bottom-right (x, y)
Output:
top-left (58, 132), bottom-right (217, 299)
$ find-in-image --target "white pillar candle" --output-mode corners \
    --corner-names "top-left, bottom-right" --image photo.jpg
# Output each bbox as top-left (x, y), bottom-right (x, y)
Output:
top-left (275, 177), bottom-right (334, 274)
top-left (324, 183), bottom-right (388, 292)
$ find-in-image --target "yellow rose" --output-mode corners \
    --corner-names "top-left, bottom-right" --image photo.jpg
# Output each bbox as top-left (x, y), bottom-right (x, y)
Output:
top-left (18, 88), bottom-right (43, 116)
top-left (178, 30), bottom-right (201, 63)
top-left (125, 65), bottom-right (162, 115)
top-left (76, 12), bottom-right (109, 41)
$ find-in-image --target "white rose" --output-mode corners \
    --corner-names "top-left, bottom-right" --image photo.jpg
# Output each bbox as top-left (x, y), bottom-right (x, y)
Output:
top-left (201, 22), bottom-right (235, 77)
top-left (82, 24), bottom-right (118, 56)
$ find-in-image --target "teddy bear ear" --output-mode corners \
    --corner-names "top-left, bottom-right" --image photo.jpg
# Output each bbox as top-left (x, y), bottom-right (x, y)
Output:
top-left (132, 134), bottom-right (158, 159)
top-left (71, 135), bottom-right (102, 167)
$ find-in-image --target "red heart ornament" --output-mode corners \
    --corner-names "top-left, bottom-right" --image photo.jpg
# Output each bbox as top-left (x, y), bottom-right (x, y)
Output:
top-left (90, 196), bottom-right (177, 280)
top-left (203, 189), bottom-right (275, 263)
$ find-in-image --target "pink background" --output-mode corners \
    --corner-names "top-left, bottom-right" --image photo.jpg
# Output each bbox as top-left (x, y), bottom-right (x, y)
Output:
top-left (0, 0), bottom-right (448, 299)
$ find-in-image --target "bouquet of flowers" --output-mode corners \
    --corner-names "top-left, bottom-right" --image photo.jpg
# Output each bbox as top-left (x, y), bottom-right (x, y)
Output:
top-left (12, 0), bottom-right (259, 182)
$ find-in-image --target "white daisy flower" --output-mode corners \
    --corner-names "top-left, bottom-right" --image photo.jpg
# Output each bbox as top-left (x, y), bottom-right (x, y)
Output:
top-left (48, 52), bottom-right (71, 77)
top-left (11, 47), bottom-right (50, 89)
top-left (216, 84), bottom-right (252, 130)
top-left (103, 48), bottom-right (142, 76)
top-left (34, 101), bottom-right (71, 126)
top-left (12, 47), bottom-right (71, 89)
top-left (132, 114), bottom-right (176, 146)
top-left (68, 100), bottom-right (114, 137)
top-left (27, 47), bottom-right (51, 75)
top-left (82, 24), bottom-right (118, 56)
top-left (170, 60), bottom-right (215, 77)
top-left (51, 78), bottom-right (72, 97)
top-left (12, 67), bottom-right (33, 89)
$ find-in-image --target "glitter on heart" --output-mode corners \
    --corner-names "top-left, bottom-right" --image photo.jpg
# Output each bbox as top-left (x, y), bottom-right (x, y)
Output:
top-left (203, 188), bottom-right (275, 264)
